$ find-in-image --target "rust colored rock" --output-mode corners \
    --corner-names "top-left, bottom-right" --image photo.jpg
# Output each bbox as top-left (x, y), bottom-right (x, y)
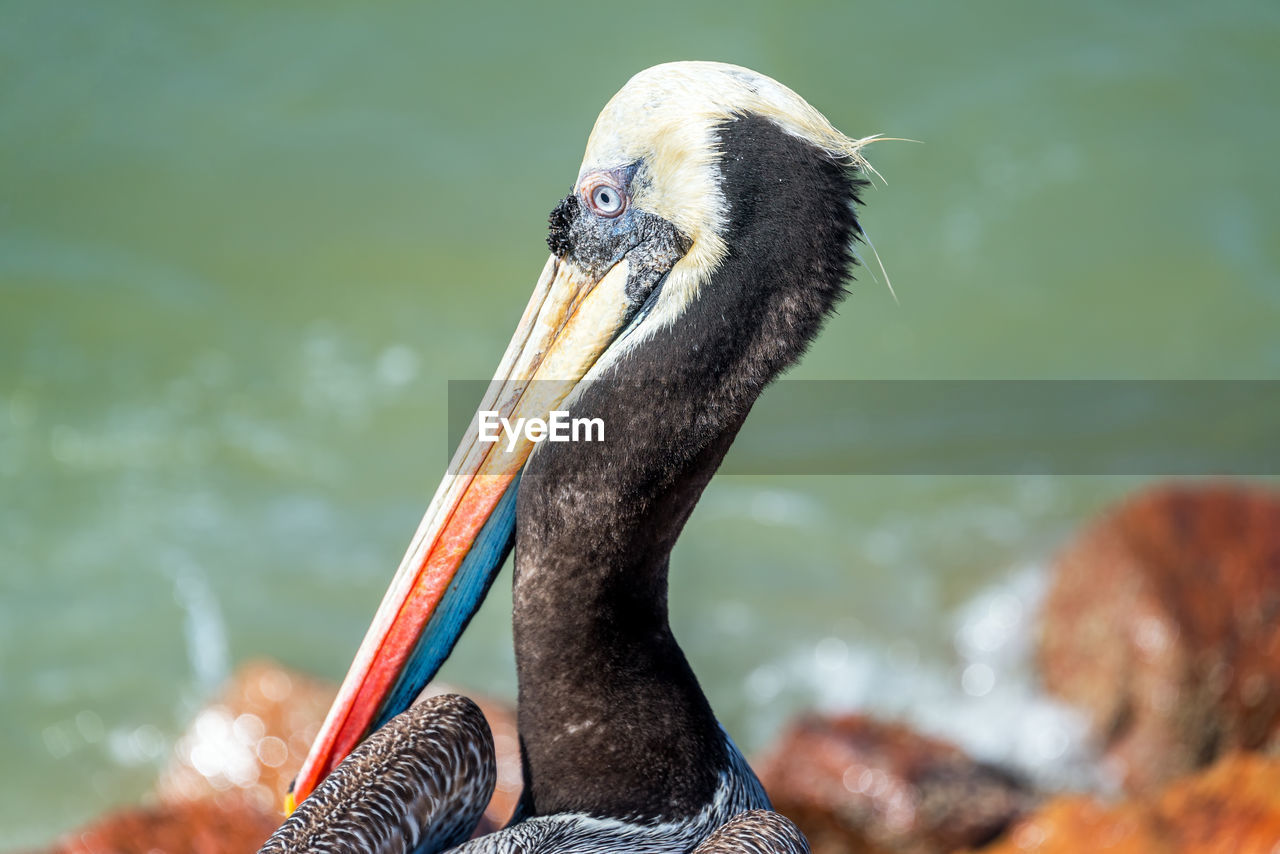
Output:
top-left (973, 752), bottom-right (1280, 854)
top-left (1159, 752), bottom-right (1280, 852)
top-left (1039, 482), bottom-right (1280, 792)
top-left (755, 714), bottom-right (1035, 854)
top-left (155, 659), bottom-right (522, 837)
top-left (46, 798), bottom-right (280, 854)
top-left (156, 660), bottom-right (337, 816)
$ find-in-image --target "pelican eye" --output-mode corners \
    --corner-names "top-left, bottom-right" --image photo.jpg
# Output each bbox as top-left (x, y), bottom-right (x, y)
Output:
top-left (585, 181), bottom-right (626, 218)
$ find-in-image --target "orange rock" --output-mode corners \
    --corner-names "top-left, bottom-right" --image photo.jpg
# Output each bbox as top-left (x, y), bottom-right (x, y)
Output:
top-left (973, 753), bottom-right (1280, 854)
top-left (755, 714), bottom-right (1035, 854)
top-left (1039, 482), bottom-right (1280, 792)
top-left (46, 798), bottom-right (280, 854)
top-left (154, 659), bottom-right (521, 832)
top-left (156, 660), bottom-right (335, 816)
top-left (39, 659), bottom-right (522, 853)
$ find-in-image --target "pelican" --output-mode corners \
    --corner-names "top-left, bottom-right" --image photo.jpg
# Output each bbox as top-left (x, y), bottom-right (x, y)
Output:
top-left (261, 61), bottom-right (876, 853)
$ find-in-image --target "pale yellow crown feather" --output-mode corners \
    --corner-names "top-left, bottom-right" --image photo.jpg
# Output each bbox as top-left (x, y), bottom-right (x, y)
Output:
top-left (575, 62), bottom-right (877, 362)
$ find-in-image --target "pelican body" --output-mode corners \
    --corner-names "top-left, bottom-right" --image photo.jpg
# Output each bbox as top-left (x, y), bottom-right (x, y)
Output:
top-left (263, 61), bottom-right (873, 854)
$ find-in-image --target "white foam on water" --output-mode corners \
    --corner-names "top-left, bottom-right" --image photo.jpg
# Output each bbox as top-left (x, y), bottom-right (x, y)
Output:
top-left (106, 724), bottom-right (166, 767)
top-left (746, 563), bottom-right (1109, 792)
top-left (165, 554), bottom-right (231, 707)
top-left (177, 707), bottom-right (261, 789)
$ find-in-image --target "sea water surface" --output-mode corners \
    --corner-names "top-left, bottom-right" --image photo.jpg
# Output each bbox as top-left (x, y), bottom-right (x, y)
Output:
top-left (3, 0), bottom-right (1279, 847)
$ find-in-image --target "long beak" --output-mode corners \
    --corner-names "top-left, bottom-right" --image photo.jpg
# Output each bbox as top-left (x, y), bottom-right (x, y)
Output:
top-left (289, 254), bottom-right (635, 810)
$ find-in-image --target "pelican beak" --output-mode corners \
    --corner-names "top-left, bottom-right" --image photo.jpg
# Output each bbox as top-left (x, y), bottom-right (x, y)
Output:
top-left (288, 253), bottom-right (640, 810)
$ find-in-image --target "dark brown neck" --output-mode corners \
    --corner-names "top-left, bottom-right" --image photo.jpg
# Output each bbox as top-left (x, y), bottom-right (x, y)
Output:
top-left (511, 113), bottom-right (863, 822)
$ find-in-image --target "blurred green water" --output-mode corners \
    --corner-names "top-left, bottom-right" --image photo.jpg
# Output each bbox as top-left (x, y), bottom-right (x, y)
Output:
top-left (2, 0), bottom-right (1278, 846)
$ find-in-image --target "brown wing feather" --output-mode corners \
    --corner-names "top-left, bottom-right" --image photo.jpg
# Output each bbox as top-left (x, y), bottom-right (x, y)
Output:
top-left (260, 694), bottom-right (496, 854)
top-left (690, 810), bottom-right (811, 854)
